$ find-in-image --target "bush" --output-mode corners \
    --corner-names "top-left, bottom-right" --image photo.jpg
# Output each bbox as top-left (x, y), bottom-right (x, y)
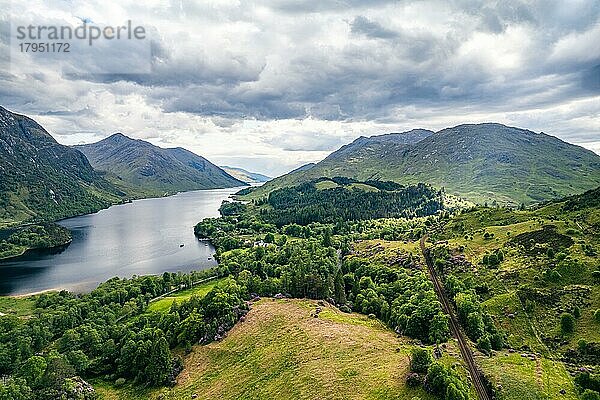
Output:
top-left (561, 313), bottom-right (575, 334)
top-left (410, 348), bottom-right (432, 374)
top-left (477, 335), bottom-right (492, 354)
top-left (574, 306), bottom-right (581, 319)
top-left (489, 333), bottom-right (504, 350)
top-left (594, 309), bottom-right (600, 324)
top-left (575, 372), bottom-right (600, 393)
top-left (582, 390), bottom-right (600, 400)
top-left (114, 378), bottom-right (126, 387)
top-left (406, 372), bottom-right (423, 387)
top-left (446, 382), bottom-right (468, 400)
top-left (425, 362), bottom-right (469, 400)
top-left (466, 312), bottom-right (485, 340)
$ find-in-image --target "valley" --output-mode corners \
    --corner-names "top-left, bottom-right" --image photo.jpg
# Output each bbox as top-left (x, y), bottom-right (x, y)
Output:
top-left (0, 107), bottom-right (253, 261)
top-left (0, 108), bottom-right (599, 400)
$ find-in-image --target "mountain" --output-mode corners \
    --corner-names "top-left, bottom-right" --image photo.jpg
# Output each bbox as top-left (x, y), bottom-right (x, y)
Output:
top-left (244, 124), bottom-right (600, 206)
top-left (75, 134), bottom-right (246, 196)
top-left (220, 166), bottom-right (271, 184)
top-left (0, 107), bottom-right (124, 227)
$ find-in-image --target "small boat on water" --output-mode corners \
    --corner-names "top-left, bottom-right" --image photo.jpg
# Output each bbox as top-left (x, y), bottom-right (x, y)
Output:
top-left (179, 244), bottom-right (184, 247)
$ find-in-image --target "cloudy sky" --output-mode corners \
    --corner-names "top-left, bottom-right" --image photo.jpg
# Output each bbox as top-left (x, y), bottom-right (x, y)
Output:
top-left (1, 0), bottom-right (599, 176)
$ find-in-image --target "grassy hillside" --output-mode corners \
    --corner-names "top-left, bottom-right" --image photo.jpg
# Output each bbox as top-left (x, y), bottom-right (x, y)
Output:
top-left (96, 299), bottom-right (445, 400)
top-left (426, 187), bottom-right (600, 398)
top-left (146, 278), bottom-right (224, 313)
top-left (0, 107), bottom-right (126, 227)
top-left (243, 124), bottom-right (600, 206)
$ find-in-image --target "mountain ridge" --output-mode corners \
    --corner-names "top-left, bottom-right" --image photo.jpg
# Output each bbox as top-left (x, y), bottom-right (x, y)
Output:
top-left (242, 123), bottom-right (600, 205)
top-left (75, 133), bottom-right (246, 196)
top-left (0, 106), bottom-right (125, 227)
top-left (220, 166), bottom-right (271, 184)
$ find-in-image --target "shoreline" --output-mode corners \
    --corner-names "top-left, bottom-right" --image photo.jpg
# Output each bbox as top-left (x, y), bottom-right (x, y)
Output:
top-left (0, 186), bottom-right (235, 297)
top-left (12, 288), bottom-right (61, 298)
top-left (0, 239), bottom-right (73, 262)
top-left (0, 185), bottom-right (246, 262)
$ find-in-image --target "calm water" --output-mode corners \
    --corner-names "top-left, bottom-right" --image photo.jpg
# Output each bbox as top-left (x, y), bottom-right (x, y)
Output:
top-left (0, 188), bottom-right (241, 295)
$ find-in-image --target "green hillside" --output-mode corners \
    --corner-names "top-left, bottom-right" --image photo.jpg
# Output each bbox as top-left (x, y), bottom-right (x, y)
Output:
top-left (75, 133), bottom-right (246, 196)
top-left (0, 106), bottom-right (125, 227)
top-left (427, 186), bottom-right (600, 399)
top-left (97, 299), bottom-right (446, 400)
top-left (220, 166), bottom-right (271, 184)
top-left (244, 124), bottom-right (600, 206)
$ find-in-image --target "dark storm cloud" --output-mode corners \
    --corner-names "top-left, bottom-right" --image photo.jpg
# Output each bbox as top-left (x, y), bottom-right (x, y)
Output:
top-left (0, 0), bottom-right (599, 166)
top-left (50, 0), bottom-right (592, 125)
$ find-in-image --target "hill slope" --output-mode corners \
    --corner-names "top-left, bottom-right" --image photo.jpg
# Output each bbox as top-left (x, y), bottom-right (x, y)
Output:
top-left (428, 185), bottom-right (600, 399)
top-left (246, 124), bottom-right (600, 206)
top-left (0, 106), bottom-right (124, 227)
top-left (95, 299), bottom-right (441, 400)
top-left (75, 134), bottom-right (246, 196)
top-left (220, 166), bottom-right (271, 184)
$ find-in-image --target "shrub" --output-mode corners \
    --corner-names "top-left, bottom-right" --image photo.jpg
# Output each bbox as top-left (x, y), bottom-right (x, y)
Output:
top-left (425, 362), bottom-right (469, 400)
top-left (489, 333), bottom-right (504, 350)
top-left (477, 335), bottom-right (492, 354)
top-left (560, 313), bottom-right (575, 335)
top-left (582, 390), bottom-right (600, 400)
top-left (466, 312), bottom-right (485, 340)
top-left (410, 348), bottom-right (432, 374)
top-left (406, 372), bottom-right (423, 387)
top-left (574, 306), bottom-right (581, 319)
top-left (575, 372), bottom-right (600, 393)
top-left (594, 309), bottom-right (600, 324)
top-left (446, 382), bottom-right (468, 400)
top-left (114, 378), bottom-right (126, 387)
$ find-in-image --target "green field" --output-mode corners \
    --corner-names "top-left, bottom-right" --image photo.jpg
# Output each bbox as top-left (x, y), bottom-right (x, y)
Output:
top-left (146, 278), bottom-right (223, 313)
top-left (479, 352), bottom-right (578, 400)
top-left (0, 295), bottom-right (36, 317)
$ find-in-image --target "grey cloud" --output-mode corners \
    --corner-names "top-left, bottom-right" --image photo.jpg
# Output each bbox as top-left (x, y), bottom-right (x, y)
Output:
top-left (581, 64), bottom-right (600, 92)
top-left (349, 16), bottom-right (399, 39)
top-left (264, 0), bottom-right (400, 14)
top-left (1, 0), bottom-right (599, 172)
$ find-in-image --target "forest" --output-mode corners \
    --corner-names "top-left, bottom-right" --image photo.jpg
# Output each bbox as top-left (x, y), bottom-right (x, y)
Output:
top-left (1, 181), bottom-right (599, 400)
top-left (0, 223), bottom-right (72, 260)
top-left (260, 179), bottom-right (444, 226)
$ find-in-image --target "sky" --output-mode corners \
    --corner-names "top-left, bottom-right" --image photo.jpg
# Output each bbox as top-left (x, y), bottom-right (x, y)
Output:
top-left (1, 0), bottom-right (599, 177)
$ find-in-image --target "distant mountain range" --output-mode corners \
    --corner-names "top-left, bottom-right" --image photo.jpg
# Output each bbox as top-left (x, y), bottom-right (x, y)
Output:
top-left (74, 133), bottom-right (246, 196)
top-left (0, 106), bottom-right (124, 227)
top-left (245, 123), bottom-right (600, 205)
top-left (3, 104), bottom-right (599, 228)
top-left (0, 107), bottom-right (247, 227)
top-left (220, 166), bottom-right (271, 184)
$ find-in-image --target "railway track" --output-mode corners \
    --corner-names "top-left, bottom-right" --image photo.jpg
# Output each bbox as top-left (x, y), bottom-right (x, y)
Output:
top-left (420, 236), bottom-right (492, 400)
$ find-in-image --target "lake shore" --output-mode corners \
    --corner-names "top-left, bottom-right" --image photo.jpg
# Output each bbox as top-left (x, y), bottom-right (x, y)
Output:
top-left (0, 188), bottom-right (238, 296)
